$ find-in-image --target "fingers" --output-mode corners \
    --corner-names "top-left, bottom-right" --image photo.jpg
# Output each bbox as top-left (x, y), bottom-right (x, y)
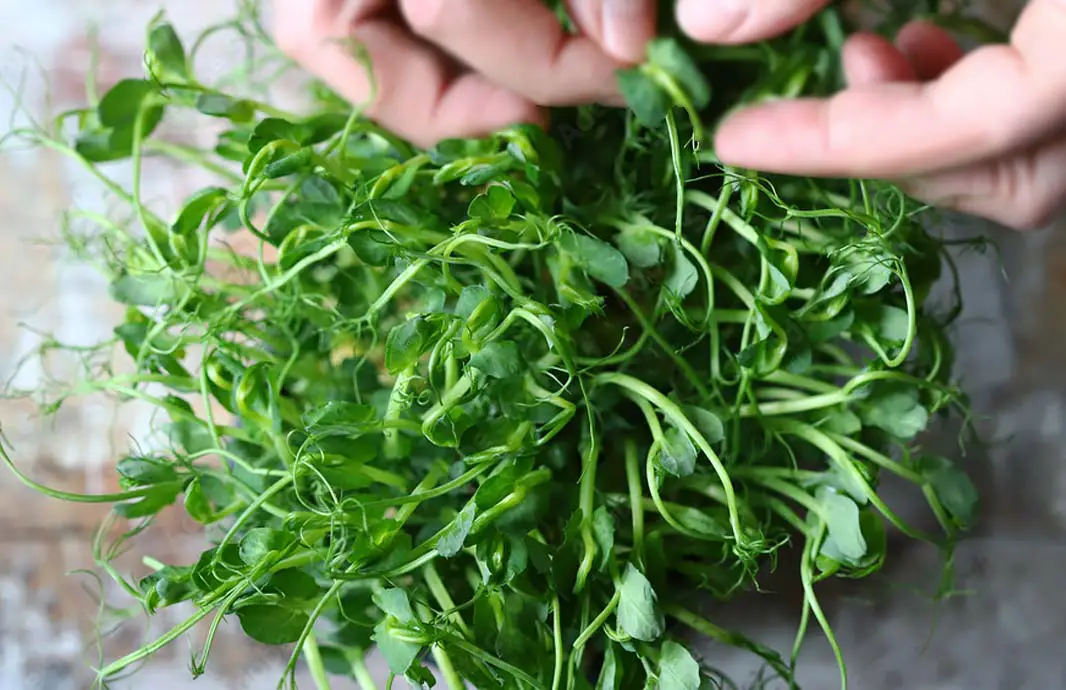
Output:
top-left (714, 0), bottom-right (1066, 179)
top-left (841, 33), bottom-right (915, 86)
top-left (398, 0), bottom-right (623, 106)
top-left (676, 0), bottom-right (831, 44)
top-left (567, 0), bottom-right (658, 63)
top-left (895, 21), bottom-right (964, 80)
top-left (274, 0), bottom-right (542, 147)
top-left (902, 131), bottom-right (1066, 231)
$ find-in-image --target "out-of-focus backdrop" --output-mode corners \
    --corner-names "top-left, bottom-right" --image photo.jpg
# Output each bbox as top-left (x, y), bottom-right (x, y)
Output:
top-left (1, 1), bottom-right (1064, 689)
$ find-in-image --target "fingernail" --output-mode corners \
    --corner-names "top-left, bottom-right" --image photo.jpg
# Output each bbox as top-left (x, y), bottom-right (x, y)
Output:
top-left (603, 0), bottom-right (654, 63)
top-left (677, 0), bottom-right (746, 41)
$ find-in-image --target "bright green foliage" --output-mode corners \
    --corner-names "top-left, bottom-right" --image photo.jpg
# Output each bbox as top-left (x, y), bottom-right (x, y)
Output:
top-left (0, 3), bottom-right (990, 690)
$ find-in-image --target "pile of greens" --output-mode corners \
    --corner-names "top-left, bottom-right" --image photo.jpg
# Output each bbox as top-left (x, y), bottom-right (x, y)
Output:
top-left (3, 2), bottom-right (987, 688)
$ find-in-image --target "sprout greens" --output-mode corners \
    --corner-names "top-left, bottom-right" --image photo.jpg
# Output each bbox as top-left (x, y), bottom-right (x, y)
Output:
top-left (1, 2), bottom-right (990, 689)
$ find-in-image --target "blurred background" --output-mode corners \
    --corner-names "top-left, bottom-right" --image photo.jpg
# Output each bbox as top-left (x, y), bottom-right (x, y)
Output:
top-left (1, 1), bottom-right (1064, 689)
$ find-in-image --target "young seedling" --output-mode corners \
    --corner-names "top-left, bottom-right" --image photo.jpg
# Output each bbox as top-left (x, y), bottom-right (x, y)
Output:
top-left (2, 2), bottom-right (987, 689)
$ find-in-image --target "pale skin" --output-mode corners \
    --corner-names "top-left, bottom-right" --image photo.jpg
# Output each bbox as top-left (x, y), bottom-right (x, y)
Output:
top-left (273, 0), bottom-right (1066, 230)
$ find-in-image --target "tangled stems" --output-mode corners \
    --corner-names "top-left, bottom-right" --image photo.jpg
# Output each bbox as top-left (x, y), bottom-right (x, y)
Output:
top-left (0, 4), bottom-right (987, 690)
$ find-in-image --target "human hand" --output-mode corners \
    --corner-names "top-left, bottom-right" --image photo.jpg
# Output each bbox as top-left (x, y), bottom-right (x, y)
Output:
top-left (272, 0), bottom-right (662, 147)
top-left (271, 1), bottom-right (827, 149)
top-left (707, 0), bottom-right (1066, 230)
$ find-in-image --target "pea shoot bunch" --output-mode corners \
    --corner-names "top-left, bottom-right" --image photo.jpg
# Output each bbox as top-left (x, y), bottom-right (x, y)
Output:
top-left (2, 3), bottom-right (985, 689)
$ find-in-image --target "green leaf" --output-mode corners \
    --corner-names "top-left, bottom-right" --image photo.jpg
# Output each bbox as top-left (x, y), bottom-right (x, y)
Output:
top-left (469, 341), bottom-right (522, 380)
top-left (858, 385), bottom-right (929, 439)
top-left (373, 588), bottom-right (414, 624)
top-left (592, 506), bottom-right (615, 570)
top-left (816, 487), bottom-right (867, 565)
top-left (617, 68), bottom-right (669, 126)
top-left (616, 563), bottom-right (665, 642)
top-left (147, 22), bottom-right (189, 82)
top-left (664, 244), bottom-right (698, 299)
top-left (98, 79), bottom-right (162, 130)
top-left (109, 271), bottom-right (188, 306)
top-left (267, 569), bottom-right (321, 600)
top-left (437, 502), bottom-right (476, 557)
top-left (373, 619), bottom-right (422, 676)
top-left (302, 401), bottom-right (377, 433)
top-left (596, 644), bottom-right (622, 690)
top-left (384, 317), bottom-right (435, 374)
top-left (116, 456), bottom-right (178, 486)
top-left (237, 605), bottom-right (309, 645)
top-left (560, 231), bottom-right (629, 288)
top-left (684, 406), bottom-right (724, 445)
top-left (916, 455), bottom-right (979, 529)
top-left (615, 227), bottom-right (661, 268)
top-left (658, 425), bottom-right (697, 477)
top-left (659, 640), bottom-right (702, 690)
top-left (239, 528), bottom-right (294, 565)
top-left (183, 478), bottom-right (214, 524)
top-left (468, 185), bottom-right (515, 222)
top-left (195, 93), bottom-right (255, 123)
top-left (647, 38), bottom-right (712, 109)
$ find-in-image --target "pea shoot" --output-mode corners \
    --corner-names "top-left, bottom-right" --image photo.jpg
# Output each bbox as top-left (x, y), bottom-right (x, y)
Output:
top-left (1, 3), bottom-right (986, 690)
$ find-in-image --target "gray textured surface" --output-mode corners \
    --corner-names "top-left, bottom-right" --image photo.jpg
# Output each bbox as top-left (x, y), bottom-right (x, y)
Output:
top-left (1, 1), bottom-right (1064, 689)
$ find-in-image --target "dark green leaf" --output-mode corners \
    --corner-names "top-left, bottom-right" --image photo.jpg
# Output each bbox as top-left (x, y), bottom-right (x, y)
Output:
top-left (469, 341), bottom-right (522, 380)
top-left (267, 569), bottom-right (321, 600)
top-left (98, 79), bottom-right (162, 129)
top-left (616, 563), bottom-right (665, 642)
top-left (183, 478), bottom-right (214, 524)
top-left (147, 22), bottom-right (189, 82)
top-left (237, 605), bottom-right (309, 645)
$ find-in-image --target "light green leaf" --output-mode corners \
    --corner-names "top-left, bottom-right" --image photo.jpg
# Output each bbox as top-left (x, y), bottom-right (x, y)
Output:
top-left (373, 619), bottom-right (421, 675)
top-left (560, 231), bottom-right (630, 288)
top-left (684, 406), bottom-right (724, 445)
top-left (373, 588), bottom-right (414, 624)
top-left (437, 502), bottom-right (476, 557)
top-left (659, 640), bottom-right (701, 690)
top-left (665, 244), bottom-right (698, 299)
top-left (616, 564), bottom-right (665, 642)
top-left (816, 487), bottom-right (867, 565)
top-left (615, 227), bottom-right (662, 268)
top-left (916, 455), bottom-right (979, 529)
top-left (658, 426), bottom-right (697, 477)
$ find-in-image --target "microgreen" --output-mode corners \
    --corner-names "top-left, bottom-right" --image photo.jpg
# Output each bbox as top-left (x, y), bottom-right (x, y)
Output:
top-left (1, 3), bottom-right (989, 690)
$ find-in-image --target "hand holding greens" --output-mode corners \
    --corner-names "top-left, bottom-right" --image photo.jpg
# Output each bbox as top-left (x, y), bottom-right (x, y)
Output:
top-left (1, 3), bottom-right (983, 689)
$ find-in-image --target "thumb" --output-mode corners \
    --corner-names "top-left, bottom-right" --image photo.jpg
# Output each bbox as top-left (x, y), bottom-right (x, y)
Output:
top-left (676, 0), bottom-right (832, 44)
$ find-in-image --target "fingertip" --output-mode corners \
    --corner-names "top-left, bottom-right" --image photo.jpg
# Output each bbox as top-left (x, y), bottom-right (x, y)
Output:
top-left (895, 20), bottom-right (964, 80)
top-left (424, 75), bottom-right (545, 146)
